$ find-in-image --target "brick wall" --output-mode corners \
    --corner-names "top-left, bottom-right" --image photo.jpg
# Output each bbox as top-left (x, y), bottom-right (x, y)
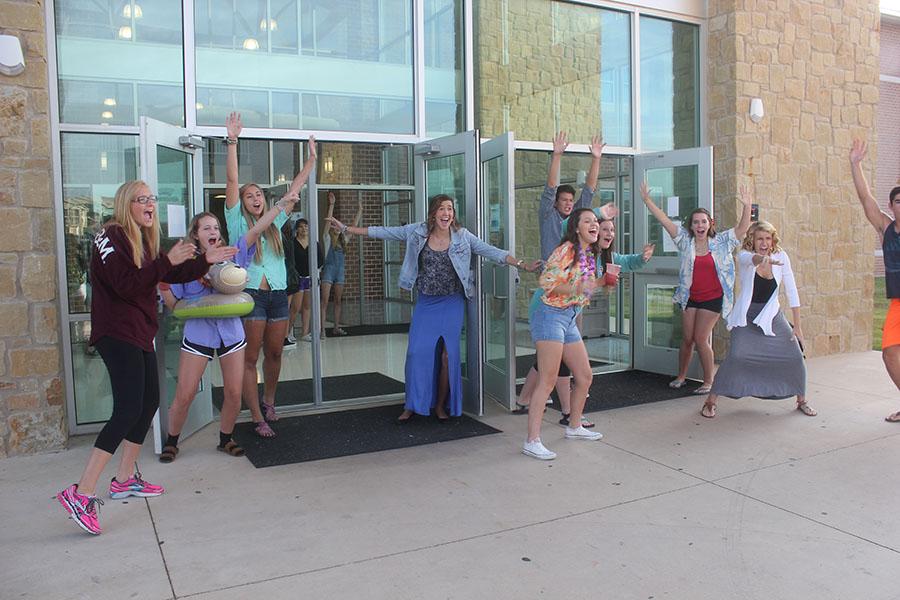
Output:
top-left (0, 1), bottom-right (66, 456)
top-left (708, 0), bottom-right (880, 356)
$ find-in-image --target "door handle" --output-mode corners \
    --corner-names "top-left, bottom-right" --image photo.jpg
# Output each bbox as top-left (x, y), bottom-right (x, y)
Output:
top-left (491, 264), bottom-right (508, 300)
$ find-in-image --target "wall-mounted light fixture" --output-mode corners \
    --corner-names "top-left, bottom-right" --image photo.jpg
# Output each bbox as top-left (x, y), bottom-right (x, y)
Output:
top-left (118, 26), bottom-right (133, 40)
top-left (749, 97), bottom-right (764, 123)
top-left (0, 35), bottom-right (25, 76)
top-left (100, 151), bottom-right (108, 171)
top-left (260, 18), bottom-right (278, 31)
top-left (323, 156), bottom-right (334, 174)
top-left (123, 3), bottom-right (143, 18)
top-left (101, 111), bottom-right (113, 119)
top-left (103, 97), bottom-right (116, 106)
top-left (242, 38), bottom-right (260, 50)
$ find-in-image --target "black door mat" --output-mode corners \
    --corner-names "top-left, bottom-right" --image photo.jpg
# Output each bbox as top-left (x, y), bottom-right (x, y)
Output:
top-left (212, 372), bottom-right (405, 411)
top-left (232, 403), bottom-right (502, 468)
top-left (495, 354), bottom-right (610, 380)
top-left (325, 323), bottom-right (410, 337)
top-left (514, 370), bottom-right (697, 414)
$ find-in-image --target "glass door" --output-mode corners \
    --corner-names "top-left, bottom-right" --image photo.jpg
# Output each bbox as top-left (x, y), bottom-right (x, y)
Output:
top-left (633, 147), bottom-right (712, 376)
top-left (413, 131), bottom-right (481, 414)
top-left (140, 117), bottom-right (207, 454)
top-left (480, 133), bottom-right (516, 410)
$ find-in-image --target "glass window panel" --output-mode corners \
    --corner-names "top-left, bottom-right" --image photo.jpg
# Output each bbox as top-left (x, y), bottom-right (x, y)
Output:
top-left (644, 165), bottom-right (698, 258)
top-left (640, 16), bottom-right (700, 151)
top-left (54, 0), bottom-right (184, 126)
top-left (203, 138), bottom-right (270, 187)
top-left (61, 133), bottom-right (139, 314)
top-left (316, 143), bottom-right (411, 186)
top-left (476, 1), bottom-right (631, 145)
top-left (425, 0), bottom-right (464, 136)
top-left (195, 0), bottom-right (414, 133)
top-left (646, 284), bottom-right (682, 349)
top-left (70, 320), bottom-right (114, 425)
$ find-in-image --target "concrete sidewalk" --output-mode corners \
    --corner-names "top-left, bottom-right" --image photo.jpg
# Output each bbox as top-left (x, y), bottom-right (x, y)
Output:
top-left (2, 351), bottom-right (898, 600)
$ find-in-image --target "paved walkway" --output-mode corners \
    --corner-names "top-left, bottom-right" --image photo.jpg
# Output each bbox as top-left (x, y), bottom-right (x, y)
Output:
top-left (2, 351), bottom-right (898, 599)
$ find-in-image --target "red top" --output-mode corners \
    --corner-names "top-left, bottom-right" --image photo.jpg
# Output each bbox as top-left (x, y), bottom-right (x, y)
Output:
top-left (689, 253), bottom-right (723, 302)
top-left (88, 224), bottom-right (210, 351)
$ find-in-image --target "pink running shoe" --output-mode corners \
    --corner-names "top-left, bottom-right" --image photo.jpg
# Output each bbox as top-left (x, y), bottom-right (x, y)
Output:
top-left (57, 484), bottom-right (103, 535)
top-left (109, 466), bottom-right (165, 499)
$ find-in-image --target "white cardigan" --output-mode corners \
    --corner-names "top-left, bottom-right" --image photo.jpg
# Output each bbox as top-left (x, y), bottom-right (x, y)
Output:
top-left (726, 250), bottom-right (800, 336)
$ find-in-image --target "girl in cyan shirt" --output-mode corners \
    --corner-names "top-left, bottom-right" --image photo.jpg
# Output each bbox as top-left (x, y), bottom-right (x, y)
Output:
top-left (158, 197), bottom-right (295, 460)
top-left (223, 112), bottom-right (316, 436)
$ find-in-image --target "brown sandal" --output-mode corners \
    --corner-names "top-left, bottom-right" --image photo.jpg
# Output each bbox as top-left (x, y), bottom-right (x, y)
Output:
top-left (216, 440), bottom-right (245, 457)
top-left (700, 402), bottom-right (716, 419)
top-left (159, 445), bottom-right (179, 463)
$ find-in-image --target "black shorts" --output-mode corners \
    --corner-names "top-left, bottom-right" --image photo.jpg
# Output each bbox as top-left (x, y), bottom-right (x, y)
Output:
top-left (181, 337), bottom-right (247, 361)
top-left (533, 359), bottom-right (571, 378)
top-left (686, 295), bottom-right (723, 313)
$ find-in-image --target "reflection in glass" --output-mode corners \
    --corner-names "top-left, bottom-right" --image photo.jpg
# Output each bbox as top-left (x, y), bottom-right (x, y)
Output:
top-left (646, 284), bottom-right (682, 349)
top-left (425, 0), bottom-right (465, 136)
top-left (70, 320), bottom-right (113, 425)
top-left (62, 134), bottom-right (139, 314)
top-left (155, 146), bottom-right (191, 250)
top-left (640, 16), bottom-right (700, 151)
top-left (194, 0), bottom-right (414, 133)
top-left (54, 0), bottom-right (184, 125)
top-left (482, 156), bottom-right (509, 384)
top-left (425, 154), bottom-right (467, 225)
top-left (476, 1), bottom-right (631, 144)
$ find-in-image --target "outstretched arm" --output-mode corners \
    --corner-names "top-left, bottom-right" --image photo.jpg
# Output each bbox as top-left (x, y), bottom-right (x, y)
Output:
top-left (850, 139), bottom-right (892, 235)
top-left (224, 112), bottom-right (242, 210)
top-left (245, 193), bottom-right (298, 247)
top-left (286, 136), bottom-right (317, 198)
top-left (327, 215), bottom-right (370, 239)
top-left (584, 135), bottom-right (606, 193)
top-left (734, 184), bottom-right (753, 240)
top-left (640, 181), bottom-right (679, 239)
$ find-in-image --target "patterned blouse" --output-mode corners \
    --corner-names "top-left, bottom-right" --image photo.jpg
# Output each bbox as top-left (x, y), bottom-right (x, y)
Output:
top-left (417, 244), bottom-right (463, 296)
top-left (670, 226), bottom-right (740, 318)
top-left (539, 242), bottom-right (599, 309)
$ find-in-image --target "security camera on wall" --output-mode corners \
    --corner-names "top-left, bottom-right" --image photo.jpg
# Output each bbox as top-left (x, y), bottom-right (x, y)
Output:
top-left (0, 35), bottom-right (25, 76)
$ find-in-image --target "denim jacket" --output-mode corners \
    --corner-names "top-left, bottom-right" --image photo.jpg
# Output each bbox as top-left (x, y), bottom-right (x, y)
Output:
top-left (367, 223), bottom-right (509, 299)
top-left (671, 226), bottom-right (740, 318)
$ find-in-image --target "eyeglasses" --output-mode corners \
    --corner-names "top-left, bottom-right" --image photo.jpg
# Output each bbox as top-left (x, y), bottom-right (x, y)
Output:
top-left (133, 195), bottom-right (158, 205)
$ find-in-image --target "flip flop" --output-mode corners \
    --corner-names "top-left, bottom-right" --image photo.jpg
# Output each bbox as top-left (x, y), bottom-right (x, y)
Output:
top-left (512, 402), bottom-right (529, 414)
top-left (885, 411), bottom-right (900, 423)
top-left (669, 379), bottom-right (687, 389)
top-left (694, 385), bottom-right (712, 395)
top-left (700, 402), bottom-right (716, 418)
top-left (796, 402), bottom-right (817, 417)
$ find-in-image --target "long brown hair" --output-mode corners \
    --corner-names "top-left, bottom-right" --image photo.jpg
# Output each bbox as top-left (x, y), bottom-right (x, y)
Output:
top-left (684, 208), bottom-right (717, 238)
top-left (187, 211), bottom-right (221, 247)
top-left (426, 194), bottom-right (461, 233)
top-left (561, 207), bottom-right (609, 272)
top-left (110, 180), bottom-right (160, 268)
top-left (239, 183), bottom-right (283, 262)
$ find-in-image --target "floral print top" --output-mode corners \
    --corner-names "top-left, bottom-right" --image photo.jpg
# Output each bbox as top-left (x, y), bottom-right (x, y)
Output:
top-left (539, 242), bottom-right (599, 309)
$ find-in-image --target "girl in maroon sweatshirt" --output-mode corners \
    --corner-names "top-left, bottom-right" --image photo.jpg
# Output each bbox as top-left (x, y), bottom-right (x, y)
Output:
top-left (57, 180), bottom-right (237, 536)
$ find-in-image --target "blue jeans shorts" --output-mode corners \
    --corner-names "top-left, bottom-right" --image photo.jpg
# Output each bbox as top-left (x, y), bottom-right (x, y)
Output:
top-left (530, 303), bottom-right (581, 344)
top-left (321, 250), bottom-right (345, 285)
top-left (245, 289), bottom-right (289, 322)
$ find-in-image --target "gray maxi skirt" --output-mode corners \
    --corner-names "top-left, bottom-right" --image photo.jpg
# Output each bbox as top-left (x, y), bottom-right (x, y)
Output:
top-left (710, 302), bottom-right (806, 400)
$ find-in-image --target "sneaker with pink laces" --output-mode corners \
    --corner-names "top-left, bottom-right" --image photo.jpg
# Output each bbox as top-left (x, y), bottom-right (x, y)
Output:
top-left (109, 466), bottom-right (165, 499)
top-left (57, 483), bottom-right (103, 535)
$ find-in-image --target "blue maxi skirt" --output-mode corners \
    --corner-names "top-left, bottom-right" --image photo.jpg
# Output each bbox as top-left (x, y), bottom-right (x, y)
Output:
top-left (405, 292), bottom-right (465, 416)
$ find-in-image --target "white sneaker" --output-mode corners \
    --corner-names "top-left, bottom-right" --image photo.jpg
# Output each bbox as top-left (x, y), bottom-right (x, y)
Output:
top-left (565, 426), bottom-right (603, 441)
top-left (286, 333), bottom-right (297, 344)
top-left (300, 334), bottom-right (312, 342)
top-left (522, 438), bottom-right (556, 460)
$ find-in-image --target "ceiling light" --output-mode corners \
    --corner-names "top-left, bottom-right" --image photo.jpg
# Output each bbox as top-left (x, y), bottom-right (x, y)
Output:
top-left (260, 18), bottom-right (278, 31)
top-left (103, 97), bottom-right (116, 106)
top-left (101, 111), bottom-right (113, 119)
top-left (117, 26), bottom-right (133, 40)
top-left (242, 37), bottom-right (259, 50)
top-left (123, 4), bottom-right (143, 19)
top-left (195, 102), bottom-right (204, 110)
top-left (100, 151), bottom-right (108, 171)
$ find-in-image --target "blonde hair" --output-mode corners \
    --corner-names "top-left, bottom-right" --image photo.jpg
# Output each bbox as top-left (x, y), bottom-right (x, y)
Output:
top-left (111, 180), bottom-right (160, 268)
top-left (742, 220), bottom-right (782, 253)
top-left (238, 183), bottom-right (283, 262)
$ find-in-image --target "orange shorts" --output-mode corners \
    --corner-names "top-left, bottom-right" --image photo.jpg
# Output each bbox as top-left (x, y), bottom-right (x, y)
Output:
top-left (883, 299), bottom-right (900, 349)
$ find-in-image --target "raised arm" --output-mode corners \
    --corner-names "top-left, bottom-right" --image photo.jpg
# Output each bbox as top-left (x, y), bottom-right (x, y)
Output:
top-left (286, 136), bottom-right (317, 199)
top-left (583, 135), bottom-right (606, 193)
top-left (352, 200), bottom-right (364, 228)
top-left (245, 193), bottom-right (298, 247)
top-left (547, 132), bottom-right (568, 188)
top-left (321, 191), bottom-right (336, 239)
top-left (640, 181), bottom-right (679, 239)
top-left (733, 184), bottom-right (753, 240)
top-left (224, 112), bottom-right (242, 210)
top-left (850, 139), bottom-right (892, 235)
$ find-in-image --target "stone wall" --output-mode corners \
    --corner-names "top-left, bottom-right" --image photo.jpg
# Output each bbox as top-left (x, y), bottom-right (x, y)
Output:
top-left (0, 0), bottom-right (66, 456)
top-left (707, 0), bottom-right (880, 356)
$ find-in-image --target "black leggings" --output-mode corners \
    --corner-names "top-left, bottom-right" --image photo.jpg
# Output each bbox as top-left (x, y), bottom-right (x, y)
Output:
top-left (93, 336), bottom-right (160, 454)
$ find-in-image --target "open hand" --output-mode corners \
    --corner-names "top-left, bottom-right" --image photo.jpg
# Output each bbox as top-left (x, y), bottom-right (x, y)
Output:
top-left (738, 184), bottom-right (752, 207)
top-left (327, 216), bottom-right (345, 232)
top-left (849, 139), bottom-right (867, 164)
top-left (205, 245), bottom-right (238, 264)
top-left (307, 135), bottom-right (317, 160)
top-left (225, 112), bottom-right (242, 140)
top-left (276, 192), bottom-right (299, 212)
top-left (599, 203), bottom-right (619, 220)
top-left (521, 260), bottom-right (542, 273)
top-left (328, 191), bottom-right (336, 206)
top-left (167, 240), bottom-right (197, 266)
top-left (640, 180), bottom-right (653, 204)
top-left (552, 132), bottom-right (568, 155)
top-left (641, 243), bottom-right (655, 262)
top-left (590, 135), bottom-right (606, 158)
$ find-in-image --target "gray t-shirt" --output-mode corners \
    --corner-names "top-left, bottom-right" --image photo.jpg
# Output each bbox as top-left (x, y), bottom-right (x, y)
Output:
top-left (538, 183), bottom-right (594, 261)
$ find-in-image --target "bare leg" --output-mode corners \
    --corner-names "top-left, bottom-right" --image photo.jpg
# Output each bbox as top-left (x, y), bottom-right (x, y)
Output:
top-left (167, 351), bottom-right (209, 437)
top-left (300, 290), bottom-right (312, 336)
top-left (561, 342), bottom-right (593, 428)
top-left (332, 283), bottom-right (345, 332)
top-left (701, 392), bottom-right (718, 418)
top-left (528, 341), bottom-right (564, 441)
top-left (241, 320), bottom-right (266, 423)
top-left (218, 349), bottom-right (245, 434)
top-left (287, 291), bottom-right (301, 333)
top-left (692, 309), bottom-right (721, 387)
top-left (261, 319), bottom-right (288, 407)
top-left (517, 367), bottom-right (539, 407)
top-left (435, 347), bottom-right (449, 419)
top-left (320, 282), bottom-right (333, 334)
top-left (556, 376), bottom-right (572, 413)
top-left (114, 440), bottom-right (143, 483)
top-left (883, 345), bottom-right (900, 421)
top-left (675, 308), bottom-right (697, 382)
top-left (76, 448), bottom-right (114, 496)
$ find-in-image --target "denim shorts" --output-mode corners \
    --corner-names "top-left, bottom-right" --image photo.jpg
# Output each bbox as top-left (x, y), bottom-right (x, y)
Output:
top-left (530, 303), bottom-right (581, 344)
top-left (321, 250), bottom-right (345, 285)
top-left (245, 288), bottom-right (289, 322)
